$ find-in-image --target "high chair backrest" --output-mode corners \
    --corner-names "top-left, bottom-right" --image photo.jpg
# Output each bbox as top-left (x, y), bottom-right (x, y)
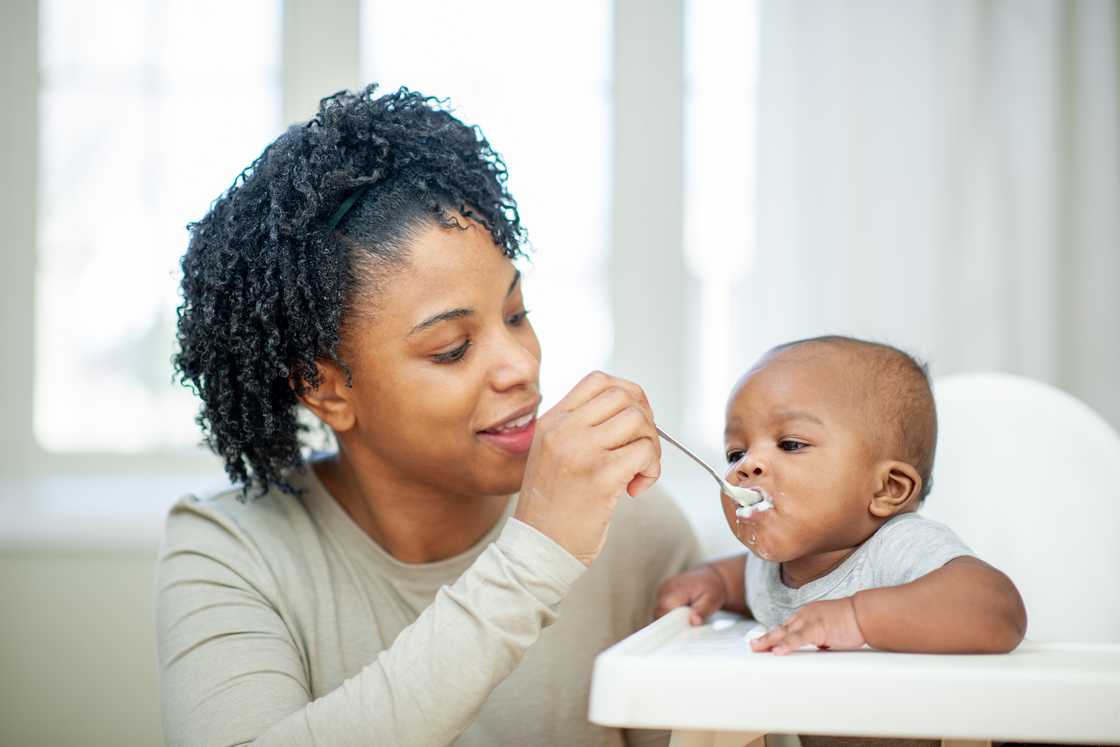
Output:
top-left (923, 373), bottom-right (1120, 642)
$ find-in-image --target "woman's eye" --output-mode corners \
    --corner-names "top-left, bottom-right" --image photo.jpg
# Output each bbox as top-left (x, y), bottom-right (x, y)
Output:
top-left (432, 340), bottom-right (470, 364)
top-left (778, 439), bottom-right (807, 452)
top-left (726, 450), bottom-right (745, 464)
top-left (507, 309), bottom-right (530, 326)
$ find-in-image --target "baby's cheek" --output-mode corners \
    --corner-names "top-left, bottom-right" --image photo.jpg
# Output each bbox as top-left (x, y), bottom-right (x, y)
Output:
top-left (718, 494), bottom-right (739, 530)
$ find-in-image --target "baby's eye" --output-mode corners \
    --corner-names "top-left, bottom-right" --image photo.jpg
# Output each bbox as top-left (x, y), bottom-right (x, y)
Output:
top-left (507, 309), bottom-right (530, 326)
top-left (725, 450), bottom-right (745, 464)
top-left (778, 439), bottom-right (807, 452)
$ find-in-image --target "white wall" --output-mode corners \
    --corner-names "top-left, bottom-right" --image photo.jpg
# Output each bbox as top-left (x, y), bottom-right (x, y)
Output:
top-left (1, 549), bottom-right (163, 746)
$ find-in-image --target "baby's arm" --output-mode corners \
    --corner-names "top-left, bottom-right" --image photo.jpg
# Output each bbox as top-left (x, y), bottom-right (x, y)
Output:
top-left (655, 554), bottom-right (750, 625)
top-left (851, 555), bottom-right (1026, 652)
top-left (751, 556), bottom-right (1026, 654)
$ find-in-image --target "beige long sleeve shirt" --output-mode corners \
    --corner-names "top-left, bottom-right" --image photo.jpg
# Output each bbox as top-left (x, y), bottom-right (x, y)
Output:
top-left (156, 466), bottom-right (700, 746)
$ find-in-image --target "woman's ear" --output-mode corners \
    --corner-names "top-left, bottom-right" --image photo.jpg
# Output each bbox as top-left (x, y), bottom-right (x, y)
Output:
top-left (869, 461), bottom-right (922, 518)
top-left (296, 362), bottom-right (356, 433)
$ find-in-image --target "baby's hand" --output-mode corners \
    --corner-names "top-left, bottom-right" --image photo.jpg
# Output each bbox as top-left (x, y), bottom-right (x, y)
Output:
top-left (654, 565), bottom-right (727, 626)
top-left (750, 598), bottom-right (866, 655)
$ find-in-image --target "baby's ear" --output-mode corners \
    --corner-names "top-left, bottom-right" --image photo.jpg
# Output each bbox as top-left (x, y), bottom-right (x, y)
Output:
top-left (869, 461), bottom-right (922, 518)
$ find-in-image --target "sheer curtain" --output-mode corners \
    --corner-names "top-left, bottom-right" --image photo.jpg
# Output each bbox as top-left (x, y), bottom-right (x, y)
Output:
top-left (362, 1), bottom-right (613, 411)
top-left (740, 0), bottom-right (1119, 428)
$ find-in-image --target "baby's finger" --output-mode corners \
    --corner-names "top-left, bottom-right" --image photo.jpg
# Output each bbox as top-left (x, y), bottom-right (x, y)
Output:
top-left (775, 616), bottom-right (829, 654)
top-left (772, 627), bottom-right (808, 655)
top-left (654, 589), bottom-right (692, 619)
top-left (691, 589), bottom-right (723, 620)
top-left (750, 625), bottom-right (786, 651)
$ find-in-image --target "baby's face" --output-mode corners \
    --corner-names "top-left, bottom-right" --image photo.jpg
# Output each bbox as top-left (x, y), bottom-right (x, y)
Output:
top-left (721, 350), bottom-right (883, 562)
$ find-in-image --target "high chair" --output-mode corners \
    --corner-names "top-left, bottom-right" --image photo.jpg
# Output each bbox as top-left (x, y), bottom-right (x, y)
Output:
top-left (588, 373), bottom-right (1120, 746)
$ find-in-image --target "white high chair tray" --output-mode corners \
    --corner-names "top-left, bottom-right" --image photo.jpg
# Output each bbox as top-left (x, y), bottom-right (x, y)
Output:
top-left (589, 608), bottom-right (1120, 744)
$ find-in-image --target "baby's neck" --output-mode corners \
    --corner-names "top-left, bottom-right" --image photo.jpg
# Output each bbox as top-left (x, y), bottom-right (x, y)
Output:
top-left (780, 547), bottom-right (859, 589)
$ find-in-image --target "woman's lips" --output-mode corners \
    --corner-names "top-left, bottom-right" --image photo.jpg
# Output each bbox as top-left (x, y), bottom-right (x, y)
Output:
top-left (477, 416), bottom-right (537, 455)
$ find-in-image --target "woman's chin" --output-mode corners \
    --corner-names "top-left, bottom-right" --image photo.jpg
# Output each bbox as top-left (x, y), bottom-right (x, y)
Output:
top-left (465, 461), bottom-right (528, 498)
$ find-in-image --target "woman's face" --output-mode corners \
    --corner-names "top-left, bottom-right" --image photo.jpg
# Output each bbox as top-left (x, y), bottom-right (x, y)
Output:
top-left (337, 220), bottom-right (542, 498)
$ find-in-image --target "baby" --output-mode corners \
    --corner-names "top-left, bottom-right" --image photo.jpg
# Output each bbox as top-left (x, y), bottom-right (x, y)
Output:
top-left (656, 335), bottom-right (1027, 654)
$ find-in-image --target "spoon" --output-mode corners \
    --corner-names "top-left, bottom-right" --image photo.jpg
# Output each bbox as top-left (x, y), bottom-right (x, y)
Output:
top-left (655, 426), bottom-right (763, 508)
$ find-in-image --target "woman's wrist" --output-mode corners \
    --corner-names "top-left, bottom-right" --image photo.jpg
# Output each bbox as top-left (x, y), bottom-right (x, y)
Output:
top-left (497, 518), bottom-right (588, 595)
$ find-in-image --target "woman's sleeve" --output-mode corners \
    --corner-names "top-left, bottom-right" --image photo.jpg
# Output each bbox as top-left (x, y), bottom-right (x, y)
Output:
top-left (157, 503), bottom-right (586, 747)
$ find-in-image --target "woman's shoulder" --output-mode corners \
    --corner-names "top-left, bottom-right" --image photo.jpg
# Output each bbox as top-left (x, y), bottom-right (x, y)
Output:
top-left (604, 483), bottom-right (700, 566)
top-left (169, 479), bottom-right (303, 528)
top-left (162, 472), bottom-right (318, 572)
top-left (612, 483), bottom-right (692, 528)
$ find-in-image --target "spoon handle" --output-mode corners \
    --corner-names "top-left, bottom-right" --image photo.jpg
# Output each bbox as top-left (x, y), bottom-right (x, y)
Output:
top-left (655, 426), bottom-right (724, 485)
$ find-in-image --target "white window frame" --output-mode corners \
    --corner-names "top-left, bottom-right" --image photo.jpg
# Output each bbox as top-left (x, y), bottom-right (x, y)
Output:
top-left (0, 0), bottom-right (691, 484)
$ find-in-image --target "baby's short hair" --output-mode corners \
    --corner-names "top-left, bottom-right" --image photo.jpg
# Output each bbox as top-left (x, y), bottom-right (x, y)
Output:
top-left (768, 335), bottom-right (938, 501)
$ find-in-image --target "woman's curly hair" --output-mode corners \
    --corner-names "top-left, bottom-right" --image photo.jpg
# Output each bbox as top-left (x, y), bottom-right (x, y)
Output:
top-left (174, 84), bottom-right (525, 495)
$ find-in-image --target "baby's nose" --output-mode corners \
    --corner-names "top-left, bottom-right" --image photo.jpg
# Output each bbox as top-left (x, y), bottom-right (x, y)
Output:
top-left (733, 455), bottom-right (766, 481)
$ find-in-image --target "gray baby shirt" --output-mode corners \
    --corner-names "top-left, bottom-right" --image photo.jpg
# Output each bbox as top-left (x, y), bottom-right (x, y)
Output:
top-left (745, 511), bottom-right (974, 627)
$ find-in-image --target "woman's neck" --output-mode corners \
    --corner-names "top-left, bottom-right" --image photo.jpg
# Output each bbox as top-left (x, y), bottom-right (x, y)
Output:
top-left (313, 450), bottom-right (510, 564)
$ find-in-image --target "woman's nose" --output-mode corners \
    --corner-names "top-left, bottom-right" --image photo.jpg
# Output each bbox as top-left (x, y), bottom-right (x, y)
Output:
top-left (490, 331), bottom-right (540, 392)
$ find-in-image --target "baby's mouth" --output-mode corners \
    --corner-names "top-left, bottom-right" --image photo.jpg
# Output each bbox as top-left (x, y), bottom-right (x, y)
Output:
top-left (735, 488), bottom-right (774, 519)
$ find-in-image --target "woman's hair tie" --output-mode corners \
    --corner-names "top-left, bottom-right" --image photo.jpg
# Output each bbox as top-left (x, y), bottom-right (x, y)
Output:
top-left (327, 184), bottom-right (373, 232)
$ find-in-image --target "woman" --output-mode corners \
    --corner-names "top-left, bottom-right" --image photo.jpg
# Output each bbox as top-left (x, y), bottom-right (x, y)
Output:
top-left (159, 85), bottom-right (700, 746)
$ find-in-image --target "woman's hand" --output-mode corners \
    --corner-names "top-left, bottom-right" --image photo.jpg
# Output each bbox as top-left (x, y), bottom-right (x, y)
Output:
top-left (514, 371), bottom-right (660, 565)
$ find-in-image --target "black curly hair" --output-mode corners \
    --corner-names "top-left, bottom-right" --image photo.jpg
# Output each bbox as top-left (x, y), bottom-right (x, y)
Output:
top-left (174, 84), bottom-right (526, 495)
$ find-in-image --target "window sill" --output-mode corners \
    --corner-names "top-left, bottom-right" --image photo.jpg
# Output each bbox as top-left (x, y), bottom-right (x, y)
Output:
top-left (0, 472), bottom-right (228, 552)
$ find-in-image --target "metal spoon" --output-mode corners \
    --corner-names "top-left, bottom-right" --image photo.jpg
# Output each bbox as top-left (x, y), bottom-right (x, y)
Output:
top-left (655, 426), bottom-right (763, 507)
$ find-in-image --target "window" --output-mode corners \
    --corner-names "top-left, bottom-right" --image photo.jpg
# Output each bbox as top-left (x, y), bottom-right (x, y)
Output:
top-left (17, 0), bottom-right (756, 474)
top-left (35, 0), bottom-right (282, 452)
top-left (682, 0), bottom-right (760, 451)
top-left (361, 0), bottom-right (613, 408)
